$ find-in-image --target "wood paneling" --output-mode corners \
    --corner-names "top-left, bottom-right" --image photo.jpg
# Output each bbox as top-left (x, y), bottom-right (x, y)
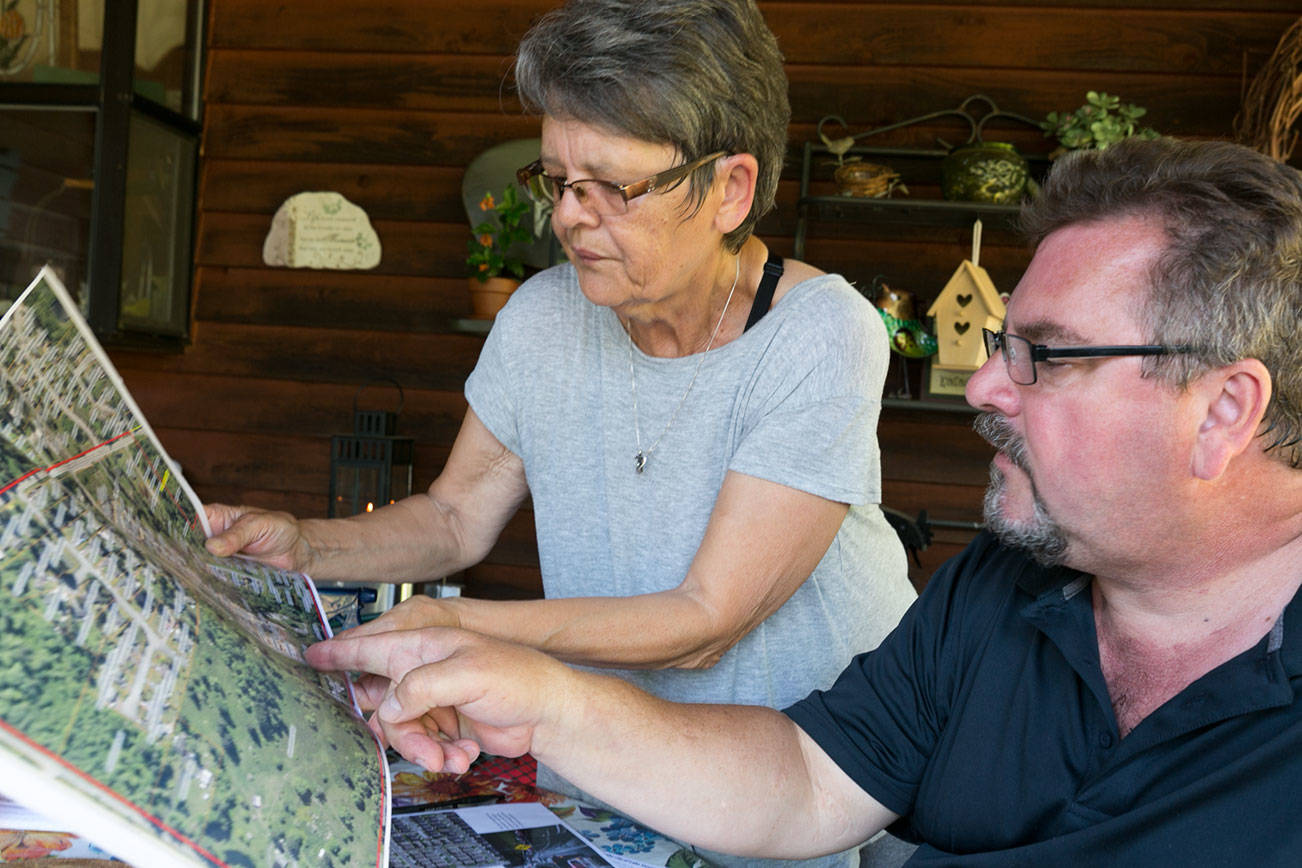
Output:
top-left (206, 51), bottom-right (522, 112)
top-left (119, 321), bottom-right (482, 390)
top-left (201, 160), bottom-right (465, 221)
top-left (192, 267), bottom-right (472, 330)
top-left (108, 0), bottom-right (1295, 599)
top-left (202, 106), bottom-right (541, 165)
top-left (766, 6), bottom-right (1291, 72)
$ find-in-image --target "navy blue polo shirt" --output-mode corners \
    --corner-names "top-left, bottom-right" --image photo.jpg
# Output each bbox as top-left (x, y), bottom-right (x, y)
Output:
top-left (785, 532), bottom-right (1302, 865)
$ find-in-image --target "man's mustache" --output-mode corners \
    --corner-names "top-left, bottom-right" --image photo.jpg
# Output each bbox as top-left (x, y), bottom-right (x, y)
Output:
top-left (973, 412), bottom-right (1029, 473)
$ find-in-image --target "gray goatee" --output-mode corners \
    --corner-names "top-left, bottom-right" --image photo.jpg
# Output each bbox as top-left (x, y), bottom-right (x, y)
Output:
top-left (973, 412), bottom-right (1069, 566)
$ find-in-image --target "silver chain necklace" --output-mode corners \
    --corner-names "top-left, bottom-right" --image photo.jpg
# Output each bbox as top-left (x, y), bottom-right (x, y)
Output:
top-left (627, 256), bottom-right (740, 474)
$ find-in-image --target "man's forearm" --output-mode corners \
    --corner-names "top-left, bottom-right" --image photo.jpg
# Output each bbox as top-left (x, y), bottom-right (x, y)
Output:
top-left (533, 668), bottom-right (884, 858)
top-left (308, 627), bottom-right (893, 859)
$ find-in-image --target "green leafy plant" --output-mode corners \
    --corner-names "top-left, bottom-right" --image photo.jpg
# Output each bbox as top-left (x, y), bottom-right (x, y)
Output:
top-left (1041, 91), bottom-right (1160, 152)
top-left (466, 184), bottom-right (534, 282)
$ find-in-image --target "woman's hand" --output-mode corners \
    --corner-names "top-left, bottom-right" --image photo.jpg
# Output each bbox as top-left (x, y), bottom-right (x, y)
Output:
top-left (306, 627), bottom-right (561, 773)
top-left (204, 503), bottom-right (313, 572)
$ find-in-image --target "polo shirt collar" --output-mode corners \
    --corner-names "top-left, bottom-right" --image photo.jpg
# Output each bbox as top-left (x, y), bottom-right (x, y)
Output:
top-left (1015, 558), bottom-right (1301, 746)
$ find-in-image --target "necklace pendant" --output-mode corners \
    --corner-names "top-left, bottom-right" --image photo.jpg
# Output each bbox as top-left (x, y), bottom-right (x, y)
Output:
top-left (634, 452), bottom-right (646, 474)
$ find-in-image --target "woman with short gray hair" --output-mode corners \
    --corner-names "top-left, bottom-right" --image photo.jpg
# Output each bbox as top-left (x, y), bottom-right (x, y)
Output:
top-left (205, 2), bottom-right (915, 864)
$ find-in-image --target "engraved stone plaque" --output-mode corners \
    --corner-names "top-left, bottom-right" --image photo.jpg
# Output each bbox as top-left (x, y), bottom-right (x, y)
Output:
top-left (262, 192), bottom-right (381, 270)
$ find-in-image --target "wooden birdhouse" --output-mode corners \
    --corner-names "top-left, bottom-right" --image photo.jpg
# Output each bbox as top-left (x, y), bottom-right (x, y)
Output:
top-left (924, 221), bottom-right (1006, 395)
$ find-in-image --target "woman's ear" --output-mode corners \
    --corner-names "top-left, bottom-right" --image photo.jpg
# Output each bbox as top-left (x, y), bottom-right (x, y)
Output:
top-left (712, 154), bottom-right (759, 235)
top-left (1192, 358), bottom-right (1273, 480)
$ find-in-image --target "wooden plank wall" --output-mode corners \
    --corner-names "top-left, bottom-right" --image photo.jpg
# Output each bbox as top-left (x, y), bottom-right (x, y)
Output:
top-left (108, 0), bottom-right (1298, 593)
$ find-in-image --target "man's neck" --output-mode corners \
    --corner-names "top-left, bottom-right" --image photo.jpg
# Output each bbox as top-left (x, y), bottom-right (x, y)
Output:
top-left (1091, 529), bottom-right (1302, 737)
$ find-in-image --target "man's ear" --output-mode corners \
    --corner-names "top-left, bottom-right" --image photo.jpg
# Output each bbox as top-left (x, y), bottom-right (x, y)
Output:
top-left (713, 154), bottom-right (758, 235)
top-left (1192, 358), bottom-right (1273, 480)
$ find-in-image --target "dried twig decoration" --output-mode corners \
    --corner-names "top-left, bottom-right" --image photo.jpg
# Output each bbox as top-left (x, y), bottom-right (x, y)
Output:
top-left (1236, 16), bottom-right (1302, 161)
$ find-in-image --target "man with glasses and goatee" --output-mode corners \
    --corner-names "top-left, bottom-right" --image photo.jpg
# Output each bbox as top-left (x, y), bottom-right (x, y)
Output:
top-left (309, 136), bottom-right (1302, 866)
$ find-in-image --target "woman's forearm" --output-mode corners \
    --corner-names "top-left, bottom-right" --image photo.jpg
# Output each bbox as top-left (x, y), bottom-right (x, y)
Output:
top-left (296, 493), bottom-right (477, 582)
top-left (448, 589), bottom-right (739, 669)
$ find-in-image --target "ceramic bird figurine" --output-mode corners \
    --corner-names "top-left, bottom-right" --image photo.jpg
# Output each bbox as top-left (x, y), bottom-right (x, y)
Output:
top-left (873, 280), bottom-right (938, 359)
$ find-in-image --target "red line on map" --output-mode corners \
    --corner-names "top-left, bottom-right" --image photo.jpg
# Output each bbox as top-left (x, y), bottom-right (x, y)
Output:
top-left (0, 428), bottom-right (139, 497)
top-left (0, 467), bottom-right (41, 498)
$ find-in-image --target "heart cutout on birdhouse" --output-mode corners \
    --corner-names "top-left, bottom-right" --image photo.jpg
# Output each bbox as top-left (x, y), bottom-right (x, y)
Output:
top-left (954, 321), bottom-right (970, 335)
top-left (956, 293), bottom-right (973, 307)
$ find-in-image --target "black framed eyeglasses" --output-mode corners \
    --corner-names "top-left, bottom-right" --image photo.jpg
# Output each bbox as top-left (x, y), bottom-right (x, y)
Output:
top-left (515, 151), bottom-right (728, 216)
top-left (982, 328), bottom-right (1199, 386)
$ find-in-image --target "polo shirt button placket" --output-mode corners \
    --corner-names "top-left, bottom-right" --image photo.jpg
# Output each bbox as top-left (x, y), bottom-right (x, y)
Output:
top-left (1097, 731), bottom-right (1114, 749)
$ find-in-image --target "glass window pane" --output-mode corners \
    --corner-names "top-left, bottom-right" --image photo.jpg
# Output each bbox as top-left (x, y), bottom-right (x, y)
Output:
top-left (131, 0), bottom-right (201, 116)
top-left (0, 107), bottom-right (95, 314)
top-left (0, 1), bottom-right (99, 85)
top-left (2, 2), bottom-right (203, 117)
top-left (118, 108), bottom-right (195, 336)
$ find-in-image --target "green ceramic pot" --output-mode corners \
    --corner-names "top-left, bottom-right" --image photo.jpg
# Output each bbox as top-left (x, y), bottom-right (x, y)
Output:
top-left (940, 141), bottom-right (1029, 205)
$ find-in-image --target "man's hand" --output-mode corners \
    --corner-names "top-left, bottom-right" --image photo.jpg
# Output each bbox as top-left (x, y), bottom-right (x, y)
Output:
top-left (204, 503), bottom-right (312, 572)
top-left (305, 628), bottom-right (562, 773)
top-left (307, 624), bottom-right (897, 857)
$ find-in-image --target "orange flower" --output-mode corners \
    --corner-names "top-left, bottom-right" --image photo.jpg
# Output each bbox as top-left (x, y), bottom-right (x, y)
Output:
top-left (479, 193), bottom-right (495, 211)
top-left (478, 262), bottom-right (490, 272)
top-left (0, 10), bottom-right (25, 41)
top-left (477, 233), bottom-right (493, 247)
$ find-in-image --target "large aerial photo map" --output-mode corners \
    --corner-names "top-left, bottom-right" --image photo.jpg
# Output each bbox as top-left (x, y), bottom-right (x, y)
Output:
top-left (0, 268), bottom-right (388, 867)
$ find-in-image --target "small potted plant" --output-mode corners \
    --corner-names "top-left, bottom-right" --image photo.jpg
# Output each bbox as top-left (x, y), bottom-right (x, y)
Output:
top-left (466, 184), bottom-right (535, 318)
top-left (1041, 91), bottom-right (1160, 156)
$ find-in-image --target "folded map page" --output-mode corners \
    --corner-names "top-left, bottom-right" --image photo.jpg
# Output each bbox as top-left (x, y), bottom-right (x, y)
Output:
top-left (0, 267), bottom-right (389, 867)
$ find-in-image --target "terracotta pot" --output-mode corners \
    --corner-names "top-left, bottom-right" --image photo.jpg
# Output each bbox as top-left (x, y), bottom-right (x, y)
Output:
top-left (467, 276), bottom-right (520, 319)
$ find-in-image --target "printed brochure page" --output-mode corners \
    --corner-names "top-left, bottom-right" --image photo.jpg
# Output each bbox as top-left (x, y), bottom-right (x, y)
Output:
top-left (392, 801), bottom-right (616, 868)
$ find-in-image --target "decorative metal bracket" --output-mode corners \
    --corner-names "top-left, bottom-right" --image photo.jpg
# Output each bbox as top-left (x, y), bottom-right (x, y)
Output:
top-left (817, 94), bottom-right (1043, 159)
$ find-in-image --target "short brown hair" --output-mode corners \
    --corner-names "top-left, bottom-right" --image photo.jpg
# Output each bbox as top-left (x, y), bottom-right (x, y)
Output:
top-left (513, 0), bottom-right (790, 252)
top-left (1022, 137), bottom-right (1302, 468)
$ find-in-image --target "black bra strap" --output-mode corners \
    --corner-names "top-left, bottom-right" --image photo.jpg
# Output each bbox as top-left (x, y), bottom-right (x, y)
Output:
top-left (744, 251), bottom-right (784, 332)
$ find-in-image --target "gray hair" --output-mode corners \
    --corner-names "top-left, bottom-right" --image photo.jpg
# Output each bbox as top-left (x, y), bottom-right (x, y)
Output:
top-left (513, 0), bottom-right (790, 252)
top-left (1021, 137), bottom-right (1302, 469)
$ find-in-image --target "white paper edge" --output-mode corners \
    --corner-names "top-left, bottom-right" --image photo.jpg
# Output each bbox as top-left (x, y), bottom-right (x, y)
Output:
top-left (0, 730), bottom-right (206, 867)
top-left (301, 573), bottom-right (393, 864)
top-left (303, 573), bottom-right (393, 864)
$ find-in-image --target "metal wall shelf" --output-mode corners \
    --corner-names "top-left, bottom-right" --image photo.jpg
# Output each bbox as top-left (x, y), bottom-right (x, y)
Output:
top-left (793, 141), bottom-right (1046, 259)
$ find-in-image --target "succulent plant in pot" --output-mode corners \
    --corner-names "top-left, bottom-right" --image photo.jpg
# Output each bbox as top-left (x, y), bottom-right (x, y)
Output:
top-left (1041, 91), bottom-right (1160, 155)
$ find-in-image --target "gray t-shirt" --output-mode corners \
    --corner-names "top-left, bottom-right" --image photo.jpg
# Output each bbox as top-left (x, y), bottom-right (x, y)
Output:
top-left (465, 263), bottom-right (916, 710)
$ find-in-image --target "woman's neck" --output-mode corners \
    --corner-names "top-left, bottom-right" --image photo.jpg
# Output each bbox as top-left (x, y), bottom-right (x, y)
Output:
top-left (623, 240), bottom-right (761, 358)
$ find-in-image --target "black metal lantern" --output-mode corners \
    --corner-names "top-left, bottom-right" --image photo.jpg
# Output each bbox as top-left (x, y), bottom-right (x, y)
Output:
top-left (322, 385), bottom-right (415, 623)
top-left (327, 390), bottom-right (414, 519)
